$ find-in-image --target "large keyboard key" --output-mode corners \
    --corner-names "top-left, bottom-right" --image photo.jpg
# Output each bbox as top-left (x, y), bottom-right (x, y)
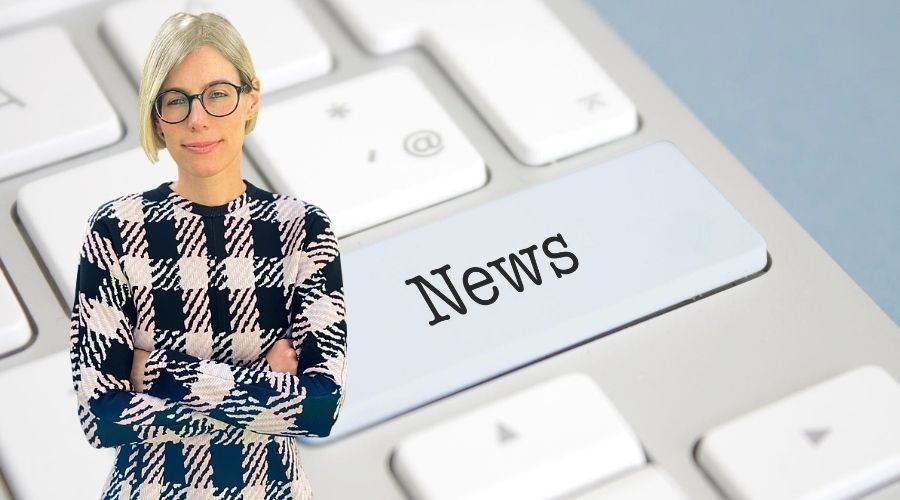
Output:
top-left (247, 66), bottom-right (486, 237)
top-left (0, 351), bottom-right (115, 499)
top-left (103, 0), bottom-right (332, 93)
top-left (0, 266), bottom-right (30, 355)
top-left (327, 0), bottom-right (638, 165)
top-left (0, 27), bottom-right (121, 179)
top-left (306, 142), bottom-right (767, 443)
top-left (697, 365), bottom-right (900, 500)
top-left (17, 148), bottom-right (178, 302)
top-left (392, 373), bottom-right (645, 500)
top-left (0, 0), bottom-right (97, 31)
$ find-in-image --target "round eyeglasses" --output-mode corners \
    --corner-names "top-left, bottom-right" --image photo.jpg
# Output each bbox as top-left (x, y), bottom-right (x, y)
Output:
top-left (154, 81), bottom-right (251, 124)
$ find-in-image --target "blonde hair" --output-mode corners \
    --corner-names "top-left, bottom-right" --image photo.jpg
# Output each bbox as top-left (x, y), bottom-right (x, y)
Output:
top-left (138, 12), bottom-right (258, 163)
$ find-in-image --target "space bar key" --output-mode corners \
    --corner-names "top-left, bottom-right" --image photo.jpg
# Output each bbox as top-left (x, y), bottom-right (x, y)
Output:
top-left (317, 141), bottom-right (767, 442)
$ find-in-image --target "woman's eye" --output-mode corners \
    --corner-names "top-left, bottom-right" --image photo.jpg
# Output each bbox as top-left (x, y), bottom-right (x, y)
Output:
top-left (209, 90), bottom-right (229, 99)
top-left (166, 97), bottom-right (186, 106)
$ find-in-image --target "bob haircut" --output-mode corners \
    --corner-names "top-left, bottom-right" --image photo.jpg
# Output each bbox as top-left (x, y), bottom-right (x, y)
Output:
top-left (138, 12), bottom-right (258, 163)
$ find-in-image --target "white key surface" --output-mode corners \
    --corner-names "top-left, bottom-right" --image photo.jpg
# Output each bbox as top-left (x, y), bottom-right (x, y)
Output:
top-left (247, 66), bottom-right (486, 237)
top-left (0, 27), bottom-right (121, 179)
top-left (568, 465), bottom-right (690, 500)
top-left (17, 148), bottom-right (179, 304)
top-left (0, 268), bottom-right (29, 355)
top-left (0, 350), bottom-right (115, 499)
top-left (697, 365), bottom-right (900, 500)
top-left (305, 142), bottom-right (767, 443)
top-left (102, 0), bottom-right (332, 93)
top-left (0, 0), bottom-right (98, 31)
top-left (327, 0), bottom-right (638, 165)
top-left (392, 373), bottom-right (645, 500)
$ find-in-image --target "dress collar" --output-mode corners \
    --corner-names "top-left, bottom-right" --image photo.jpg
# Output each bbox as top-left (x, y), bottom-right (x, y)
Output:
top-left (157, 179), bottom-right (256, 216)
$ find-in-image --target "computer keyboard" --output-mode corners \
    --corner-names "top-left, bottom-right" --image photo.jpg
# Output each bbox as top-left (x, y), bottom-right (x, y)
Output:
top-left (1, 1), bottom-right (899, 499)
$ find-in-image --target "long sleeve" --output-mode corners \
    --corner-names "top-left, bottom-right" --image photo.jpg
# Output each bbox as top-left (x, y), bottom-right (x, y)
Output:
top-left (142, 206), bottom-right (348, 438)
top-left (69, 214), bottom-right (230, 449)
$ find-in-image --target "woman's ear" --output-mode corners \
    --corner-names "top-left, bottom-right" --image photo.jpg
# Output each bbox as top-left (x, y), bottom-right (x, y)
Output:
top-left (249, 77), bottom-right (261, 118)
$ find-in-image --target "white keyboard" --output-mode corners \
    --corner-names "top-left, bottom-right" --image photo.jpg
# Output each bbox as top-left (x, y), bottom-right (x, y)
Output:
top-left (1, 1), bottom-right (898, 500)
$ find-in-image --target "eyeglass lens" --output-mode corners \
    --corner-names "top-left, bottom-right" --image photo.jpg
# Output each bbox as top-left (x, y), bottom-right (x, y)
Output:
top-left (156, 83), bottom-right (241, 123)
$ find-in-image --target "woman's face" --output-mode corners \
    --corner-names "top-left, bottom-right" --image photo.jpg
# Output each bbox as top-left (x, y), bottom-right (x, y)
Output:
top-left (154, 45), bottom-right (259, 181)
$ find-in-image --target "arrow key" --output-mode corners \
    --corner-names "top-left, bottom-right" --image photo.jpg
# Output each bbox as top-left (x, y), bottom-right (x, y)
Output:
top-left (391, 373), bottom-right (645, 500)
top-left (697, 365), bottom-right (900, 500)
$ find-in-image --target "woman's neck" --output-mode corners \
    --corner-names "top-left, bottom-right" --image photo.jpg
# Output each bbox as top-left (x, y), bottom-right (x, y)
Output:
top-left (170, 171), bottom-right (246, 207)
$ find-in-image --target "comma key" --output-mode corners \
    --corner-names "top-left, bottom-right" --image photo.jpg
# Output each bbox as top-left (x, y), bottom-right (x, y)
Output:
top-left (246, 66), bottom-right (486, 238)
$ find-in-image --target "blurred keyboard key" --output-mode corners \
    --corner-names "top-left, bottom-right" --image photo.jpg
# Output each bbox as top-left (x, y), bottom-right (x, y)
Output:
top-left (697, 365), bottom-right (900, 500)
top-left (0, 0), bottom-right (97, 31)
top-left (0, 266), bottom-right (29, 355)
top-left (392, 373), bottom-right (645, 500)
top-left (247, 66), bottom-right (486, 237)
top-left (568, 465), bottom-right (690, 500)
top-left (17, 148), bottom-right (178, 303)
top-left (310, 142), bottom-right (766, 443)
top-left (0, 27), bottom-right (121, 179)
top-left (103, 0), bottom-right (332, 93)
top-left (0, 350), bottom-right (115, 499)
top-left (328, 0), bottom-right (638, 165)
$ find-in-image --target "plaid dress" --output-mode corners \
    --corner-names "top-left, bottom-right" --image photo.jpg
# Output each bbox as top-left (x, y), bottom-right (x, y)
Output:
top-left (68, 179), bottom-right (347, 499)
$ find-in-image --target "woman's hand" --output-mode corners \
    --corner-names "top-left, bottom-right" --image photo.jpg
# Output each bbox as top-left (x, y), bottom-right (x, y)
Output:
top-left (266, 338), bottom-right (298, 375)
top-left (131, 348), bottom-right (150, 392)
top-left (128, 341), bottom-right (296, 391)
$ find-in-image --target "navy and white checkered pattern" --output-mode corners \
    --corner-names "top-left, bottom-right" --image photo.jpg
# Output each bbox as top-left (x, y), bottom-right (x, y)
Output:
top-left (68, 179), bottom-right (347, 499)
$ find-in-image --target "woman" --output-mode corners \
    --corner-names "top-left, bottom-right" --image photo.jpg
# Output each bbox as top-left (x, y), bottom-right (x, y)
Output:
top-left (68, 11), bottom-right (347, 499)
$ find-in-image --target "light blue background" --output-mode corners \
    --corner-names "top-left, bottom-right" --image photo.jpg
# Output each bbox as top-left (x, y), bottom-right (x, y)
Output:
top-left (588, 0), bottom-right (899, 324)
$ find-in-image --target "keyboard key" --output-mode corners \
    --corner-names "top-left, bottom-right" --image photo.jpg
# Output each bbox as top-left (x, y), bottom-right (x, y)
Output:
top-left (247, 66), bottom-right (486, 237)
top-left (0, 27), bottom-right (121, 179)
top-left (0, 0), bottom-right (97, 31)
top-left (102, 0), bottom-right (332, 93)
top-left (391, 373), bottom-right (645, 500)
top-left (568, 465), bottom-right (690, 500)
top-left (0, 266), bottom-right (29, 355)
top-left (17, 148), bottom-right (178, 302)
top-left (0, 350), bottom-right (115, 499)
top-left (306, 142), bottom-right (766, 443)
top-left (328, 0), bottom-right (638, 165)
top-left (697, 365), bottom-right (900, 500)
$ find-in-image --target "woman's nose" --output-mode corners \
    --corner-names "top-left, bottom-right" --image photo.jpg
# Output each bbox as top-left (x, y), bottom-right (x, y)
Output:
top-left (186, 96), bottom-right (208, 129)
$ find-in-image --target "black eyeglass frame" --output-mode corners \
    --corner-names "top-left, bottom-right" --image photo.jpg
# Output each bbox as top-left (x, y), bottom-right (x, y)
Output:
top-left (153, 81), bottom-right (252, 124)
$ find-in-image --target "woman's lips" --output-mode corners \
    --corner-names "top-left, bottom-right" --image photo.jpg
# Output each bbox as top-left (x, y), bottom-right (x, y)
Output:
top-left (183, 140), bottom-right (222, 154)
